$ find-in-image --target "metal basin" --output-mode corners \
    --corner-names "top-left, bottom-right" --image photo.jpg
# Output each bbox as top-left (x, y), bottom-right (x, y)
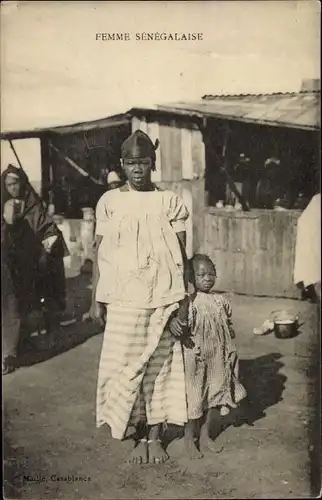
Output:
top-left (274, 319), bottom-right (297, 339)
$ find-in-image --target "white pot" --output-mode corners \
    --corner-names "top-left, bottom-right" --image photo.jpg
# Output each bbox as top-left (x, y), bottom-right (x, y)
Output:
top-left (80, 220), bottom-right (95, 262)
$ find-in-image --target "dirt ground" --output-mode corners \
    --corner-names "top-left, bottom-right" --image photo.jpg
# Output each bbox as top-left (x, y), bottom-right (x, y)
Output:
top-left (3, 271), bottom-right (321, 499)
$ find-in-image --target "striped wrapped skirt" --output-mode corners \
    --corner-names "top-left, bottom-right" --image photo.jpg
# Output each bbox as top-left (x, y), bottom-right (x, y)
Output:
top-left (96, 303), bottom-right (188, 439)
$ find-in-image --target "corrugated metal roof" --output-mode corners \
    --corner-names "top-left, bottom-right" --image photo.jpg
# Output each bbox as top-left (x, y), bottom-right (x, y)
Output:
top-left (139, 91), bottom-right (320, 131)
top-left (0, 113), bottom-right (131, 141)
top-left (1, 91), bottom-right (320, 141)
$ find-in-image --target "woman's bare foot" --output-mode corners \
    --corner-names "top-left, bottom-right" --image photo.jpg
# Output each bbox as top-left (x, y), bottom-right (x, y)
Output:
top-left (148, 440), bottom-right (169, 464)
top-left (2, 355), bottom-right (17, 375)
top-left (202, 436), bottom-right (224, 454)
top-left (184, 436), bottom-right (203, 459)
top-left (127, 439), bottom-right (148, 464)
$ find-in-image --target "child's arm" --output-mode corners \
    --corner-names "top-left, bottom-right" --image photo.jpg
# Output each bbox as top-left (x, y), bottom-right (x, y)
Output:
top-left (221, 295), bottom-right (236, 339)
top-left (227, 320), bottom-right (236, 339)
top-left (181, 298), bottom-right (196, 349)
top-left (187, 299), bottom-right (196, 331)
top-left (221, 295), bottom-right (232, 318)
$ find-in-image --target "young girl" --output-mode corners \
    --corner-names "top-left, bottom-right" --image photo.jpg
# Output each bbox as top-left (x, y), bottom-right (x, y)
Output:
top-left (91, 130), bottom-right (190, 465)
top-left (184, 254), bottom-right (247, 458)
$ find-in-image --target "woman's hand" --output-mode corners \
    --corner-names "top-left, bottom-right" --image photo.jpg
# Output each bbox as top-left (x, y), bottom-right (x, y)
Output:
top-left (168, 315), bottom-right (188, 338)
top-left (38, 248), bottom-right (49, 273)
top-left (89, 301), bottom-right (106, 327)
top-left (3, 199), bottom-right (22, 225)
top-left (42, 235), bottom-right (58, 254)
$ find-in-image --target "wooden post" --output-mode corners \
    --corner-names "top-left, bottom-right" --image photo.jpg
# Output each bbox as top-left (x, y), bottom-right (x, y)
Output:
top-left (49, 142), bottom-right (101, 185)
top-left (40, 136), bottom-right (51, 205)
top-left (191, 127), bottom-right (206, 253)
top-left (80, 207), bottom-right (95, 263)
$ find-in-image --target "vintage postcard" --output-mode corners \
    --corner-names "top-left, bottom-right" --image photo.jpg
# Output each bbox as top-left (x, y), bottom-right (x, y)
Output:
top-left (1, 1), bottom-right (320, 499)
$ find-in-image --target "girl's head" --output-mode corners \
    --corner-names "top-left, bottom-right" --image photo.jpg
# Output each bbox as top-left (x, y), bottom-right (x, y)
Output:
top-left (120, 130), bottom-right (158, 191)
top-left (191, 254), bottom-right (217, 293)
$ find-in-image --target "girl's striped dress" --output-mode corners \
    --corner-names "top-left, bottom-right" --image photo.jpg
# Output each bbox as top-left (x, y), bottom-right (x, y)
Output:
top-left (184, 292), bottom-right (247, 420)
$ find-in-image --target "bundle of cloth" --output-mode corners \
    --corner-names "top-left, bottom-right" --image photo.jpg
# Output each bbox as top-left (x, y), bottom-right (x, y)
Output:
top-left (1, 164), bottom-right (69, 374)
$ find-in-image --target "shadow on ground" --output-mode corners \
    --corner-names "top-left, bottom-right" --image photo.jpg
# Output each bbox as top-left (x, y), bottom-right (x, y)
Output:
top-left (164, 352), bottom-right (287, 448)
top-left (237, 353), bottom-right (287, 425)
top-left (17, 271), bottom-right (102, 369)
top-left (306, 307), bottom-right (321, 497)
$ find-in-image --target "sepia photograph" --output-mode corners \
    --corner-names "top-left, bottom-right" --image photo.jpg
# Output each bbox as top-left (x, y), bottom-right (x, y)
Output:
top-left (1, 1), bottom-right (320, 498)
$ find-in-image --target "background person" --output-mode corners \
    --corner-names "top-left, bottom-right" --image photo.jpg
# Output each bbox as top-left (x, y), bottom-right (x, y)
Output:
top-left (294, 192), bottom-right (321, 303)
top-left (1, 165), bottom-right (68, 373)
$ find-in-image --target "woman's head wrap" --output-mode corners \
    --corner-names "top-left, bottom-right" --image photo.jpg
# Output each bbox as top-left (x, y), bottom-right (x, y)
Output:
top-left (1, 164), bottom-right (28, 211)
top-left (121, 130), bottom-right (159, 170)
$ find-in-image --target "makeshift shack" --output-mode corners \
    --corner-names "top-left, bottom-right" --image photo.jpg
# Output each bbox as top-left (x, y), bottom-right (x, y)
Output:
top-left (1, 79), bottom-right (320, 298)
top-left (128, 79), bottom-right (320, 298)
top-left (1, 113), bottom-right (131, 269)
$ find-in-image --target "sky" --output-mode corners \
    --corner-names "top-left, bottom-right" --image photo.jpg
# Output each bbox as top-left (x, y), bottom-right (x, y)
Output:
top-left (0, 0), bottom-right (320, 181)
top-left (1, 0), bottom-right (320, 132)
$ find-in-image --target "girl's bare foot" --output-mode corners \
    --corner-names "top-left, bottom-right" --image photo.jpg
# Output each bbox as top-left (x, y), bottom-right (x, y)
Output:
top-left (184, 436), bottom-right (203, 459)
top-left (127, 439), bottom-right (148, 464)
top-left (148, 440), bottom-right (169, 464)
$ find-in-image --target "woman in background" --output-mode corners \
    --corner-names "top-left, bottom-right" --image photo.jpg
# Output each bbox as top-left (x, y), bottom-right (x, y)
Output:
top-left (1, 165), bottom-right (68, 374)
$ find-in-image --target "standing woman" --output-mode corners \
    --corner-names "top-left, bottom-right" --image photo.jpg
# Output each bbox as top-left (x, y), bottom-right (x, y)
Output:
top-left (1, 165), bottom-right (68, 374)
top-left (91, 130), bottom-right (190, 465)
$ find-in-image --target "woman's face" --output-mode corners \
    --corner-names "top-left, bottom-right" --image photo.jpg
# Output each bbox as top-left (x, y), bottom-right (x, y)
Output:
top-left (5, 175), bottom-right (21, 198)
top-left (122, 157), bottom-right (152, 191)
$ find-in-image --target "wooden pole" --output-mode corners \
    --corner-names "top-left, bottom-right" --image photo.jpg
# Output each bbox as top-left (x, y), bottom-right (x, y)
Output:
top-left (49, 142), bottom-right (102, 185)
top-left (9, 139), bottom-right (23, 169)
top-left (8, 139), bottom-right (45, 206)
top-left (40, 137), bottom-right (51, 205)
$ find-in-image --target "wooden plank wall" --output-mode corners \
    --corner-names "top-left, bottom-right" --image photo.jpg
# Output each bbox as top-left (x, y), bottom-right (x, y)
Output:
top-left (131, 115), bottom-right (206, 257)
top-left (155, 179), bottom-right (203, 259)
top-left (130, 116), bottom-right (303, 298)
top-left (202, 208), bottom-right (301, 298)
